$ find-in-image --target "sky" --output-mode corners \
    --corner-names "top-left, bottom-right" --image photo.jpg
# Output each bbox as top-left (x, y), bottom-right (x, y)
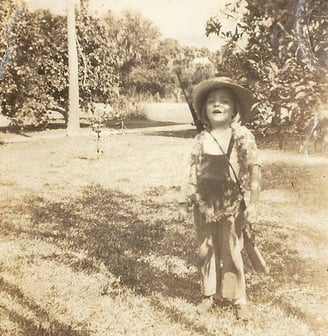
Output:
top-left (23, 0), bottom-right (238, 51)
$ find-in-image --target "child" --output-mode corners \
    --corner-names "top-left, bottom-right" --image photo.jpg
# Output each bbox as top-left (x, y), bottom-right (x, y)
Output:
top-left (180, 77), bottom-right (261, 321)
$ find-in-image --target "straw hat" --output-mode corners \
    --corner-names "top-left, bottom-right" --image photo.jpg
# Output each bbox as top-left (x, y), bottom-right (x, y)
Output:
top-left (192, 77), bottom-right (255, 124)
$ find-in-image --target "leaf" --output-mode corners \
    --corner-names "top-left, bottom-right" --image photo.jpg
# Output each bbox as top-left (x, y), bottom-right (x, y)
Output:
top-left (295, 91), bottom-right (307, 100)
top-left (269, 61), bottom-right (279, 74)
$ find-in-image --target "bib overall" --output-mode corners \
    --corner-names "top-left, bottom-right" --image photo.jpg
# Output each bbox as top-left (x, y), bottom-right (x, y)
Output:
top-left (194, 136), bottom-right (247, 303)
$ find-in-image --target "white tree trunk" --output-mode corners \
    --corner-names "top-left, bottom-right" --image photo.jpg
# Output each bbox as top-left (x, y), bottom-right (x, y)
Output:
top-left (66, 0), bottom-right (80, 136)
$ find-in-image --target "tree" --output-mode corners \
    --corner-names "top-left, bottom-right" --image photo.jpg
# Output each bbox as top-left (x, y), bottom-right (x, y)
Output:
top-left (1, 4), bottom-right (216, 129)
top-left (76, 6), bottom-right (120, 105)
top-left (129, 38), bottom-right (182, 99)
top-left (0, 3), bottom-right (54, 128)
top-left (0, 0), bottom-right (18, 81)
top-left (206, 0), bottom-right (328, 132)
top-left (0, 2), bottom-right (121, 129)
top-left (102, 10), bottom-right (161, 97)
top-left (0, 4), bottom-right (68, 127)
top-left (171, 45), bottom-right (216, 103)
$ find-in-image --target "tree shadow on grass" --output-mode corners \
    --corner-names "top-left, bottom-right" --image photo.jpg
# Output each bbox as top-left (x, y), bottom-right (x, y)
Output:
top-left (243, 217), bottom-right (327, 334)
top-left (0, 277), bottom-right (89, 336)
top-left (147, 128), bottom-right (197, 139)
top-left (1, 184), bottom-right (207, 334)
top-left (2, 182), bottom-right (326, 334)
top-left (9, 184), bottom-right (200, 303)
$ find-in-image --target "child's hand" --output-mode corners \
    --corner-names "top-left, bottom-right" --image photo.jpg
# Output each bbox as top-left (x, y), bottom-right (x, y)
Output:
top-left (177, 202), bottom-right (189, 221)
top-left (245, 203), bottom-right (258, 224)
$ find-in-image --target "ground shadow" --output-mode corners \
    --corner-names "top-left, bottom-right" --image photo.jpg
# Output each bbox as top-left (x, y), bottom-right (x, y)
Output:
top-left (0, 277), bottom-right (89, 336)
top-left (147, 128), bottom-right (198, 139)
top-left (3, 185), bottom-right (200, 303)
top-left (105, 118), bottom-right (179, 129)
top-left (0, 118), bottom-right (180, 135)
top-left (1, 181), bottom-right (326, 334)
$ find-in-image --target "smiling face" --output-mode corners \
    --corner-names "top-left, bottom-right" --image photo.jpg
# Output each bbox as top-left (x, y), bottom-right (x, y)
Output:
top-left (205, 88), bottom-right (235, 129)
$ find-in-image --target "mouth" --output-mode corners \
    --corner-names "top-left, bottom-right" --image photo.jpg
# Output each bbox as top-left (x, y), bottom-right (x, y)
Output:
top-left (213, 109), bottom-right (223, 114)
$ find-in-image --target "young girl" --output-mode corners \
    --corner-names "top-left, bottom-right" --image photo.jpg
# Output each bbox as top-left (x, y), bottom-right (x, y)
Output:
top-left (180, 77), bottom-right (261, 321)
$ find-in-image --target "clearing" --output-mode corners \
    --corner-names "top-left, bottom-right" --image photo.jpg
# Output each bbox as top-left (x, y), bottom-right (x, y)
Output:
top-left (0, 128), bottom-right (327, 335)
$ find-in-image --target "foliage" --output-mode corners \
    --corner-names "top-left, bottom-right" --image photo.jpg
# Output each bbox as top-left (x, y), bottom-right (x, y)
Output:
top-left (89, 9), bottom-right (217, 102)
top-left (0, 0), bottom-right (18, 81)
top-left (0, 0), bottom-right (72, 128)
top-left (169, 45), bottom-right (217, 102)
top-left (76, 10), bottom-right (120, 106)
top-left (102, 11), bottom-right (161, 97)
top-left (0, 3), bottom-right (122, 129)
top-left (126, 38), bottom-right (183, 99)
top-left (0, 3), bottom-right (216, 129)
top-left (206, 0), bottom-right (328, 133)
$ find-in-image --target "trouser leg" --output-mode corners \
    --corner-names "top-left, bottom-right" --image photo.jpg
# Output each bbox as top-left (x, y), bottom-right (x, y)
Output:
top-left (194, 208), bottom-right (246, 303)
top-left (216, 215), bottom-right (246, 304)
top-left (193, 208), bottom-right (216, 296)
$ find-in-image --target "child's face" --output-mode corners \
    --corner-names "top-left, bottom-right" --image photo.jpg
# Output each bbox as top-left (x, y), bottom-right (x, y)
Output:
top-left (205, 88), bottom-right (235, 128)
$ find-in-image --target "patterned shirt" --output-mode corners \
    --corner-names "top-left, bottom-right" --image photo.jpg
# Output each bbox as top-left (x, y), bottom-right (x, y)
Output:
top-left (186, 122), bottom-right (261, 221)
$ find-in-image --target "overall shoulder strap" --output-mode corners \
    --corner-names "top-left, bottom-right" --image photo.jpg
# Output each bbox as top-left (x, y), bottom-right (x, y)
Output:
top-left (208, 132), bottom-right (244, 196)
top-left (227, 136), bottom-right (234, 158)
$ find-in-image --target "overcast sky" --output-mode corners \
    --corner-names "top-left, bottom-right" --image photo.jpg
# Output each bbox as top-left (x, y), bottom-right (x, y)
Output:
top-left (23, 0), bottom-right (238, 51)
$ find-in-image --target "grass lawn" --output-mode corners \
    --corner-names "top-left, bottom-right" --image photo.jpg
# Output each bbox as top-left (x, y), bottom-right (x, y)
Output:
top-left (0, 129), bottom-right (327, 335)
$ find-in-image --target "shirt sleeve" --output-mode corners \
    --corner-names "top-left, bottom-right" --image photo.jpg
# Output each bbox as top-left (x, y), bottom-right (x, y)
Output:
top-left (186, 133), bottom-right (203, 203)
top-left (243, 127), bottom-right (261, 167)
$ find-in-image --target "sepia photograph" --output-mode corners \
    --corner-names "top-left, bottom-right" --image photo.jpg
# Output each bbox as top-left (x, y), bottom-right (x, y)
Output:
top-left (0, 0), bottom-right (327, 335)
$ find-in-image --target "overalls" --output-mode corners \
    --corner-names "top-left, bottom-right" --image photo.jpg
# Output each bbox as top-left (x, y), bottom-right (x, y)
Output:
top-left (194, 136), bottom-right (247, 304)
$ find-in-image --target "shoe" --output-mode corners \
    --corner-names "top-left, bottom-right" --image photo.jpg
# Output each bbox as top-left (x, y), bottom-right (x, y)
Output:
top-left (196, 296), bottom-right (214, 314)
top-left (235, 304), bottom-right (252, 321)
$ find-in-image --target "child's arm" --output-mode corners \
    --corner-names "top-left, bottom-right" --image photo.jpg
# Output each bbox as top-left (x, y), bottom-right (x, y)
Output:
top-left (177, 135), bottom-right (202, 217)
top-left (245, 164), bottom-right (261, 223)
top-left (177, 154), bottom-right (197, 219)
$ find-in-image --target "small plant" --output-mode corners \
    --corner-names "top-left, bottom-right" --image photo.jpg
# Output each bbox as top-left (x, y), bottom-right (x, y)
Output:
top-left (86, 102), bottom-right (116, 158)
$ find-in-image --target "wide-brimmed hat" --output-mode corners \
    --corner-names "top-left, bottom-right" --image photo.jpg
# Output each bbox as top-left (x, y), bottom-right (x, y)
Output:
top-left (192, 77), bottom-right (255, 124)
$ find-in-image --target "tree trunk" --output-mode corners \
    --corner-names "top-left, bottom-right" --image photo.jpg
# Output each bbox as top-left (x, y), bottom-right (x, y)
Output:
top-left (66, 0), bottom-right (80, 136)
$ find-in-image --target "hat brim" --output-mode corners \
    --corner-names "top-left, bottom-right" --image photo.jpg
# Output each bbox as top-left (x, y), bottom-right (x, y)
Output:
top-left (192, 77), bottom-right (255, 124)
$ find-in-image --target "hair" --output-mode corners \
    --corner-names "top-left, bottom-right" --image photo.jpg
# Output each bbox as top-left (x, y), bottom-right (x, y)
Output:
top-left (198, 88), bottom-right (241, 130)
